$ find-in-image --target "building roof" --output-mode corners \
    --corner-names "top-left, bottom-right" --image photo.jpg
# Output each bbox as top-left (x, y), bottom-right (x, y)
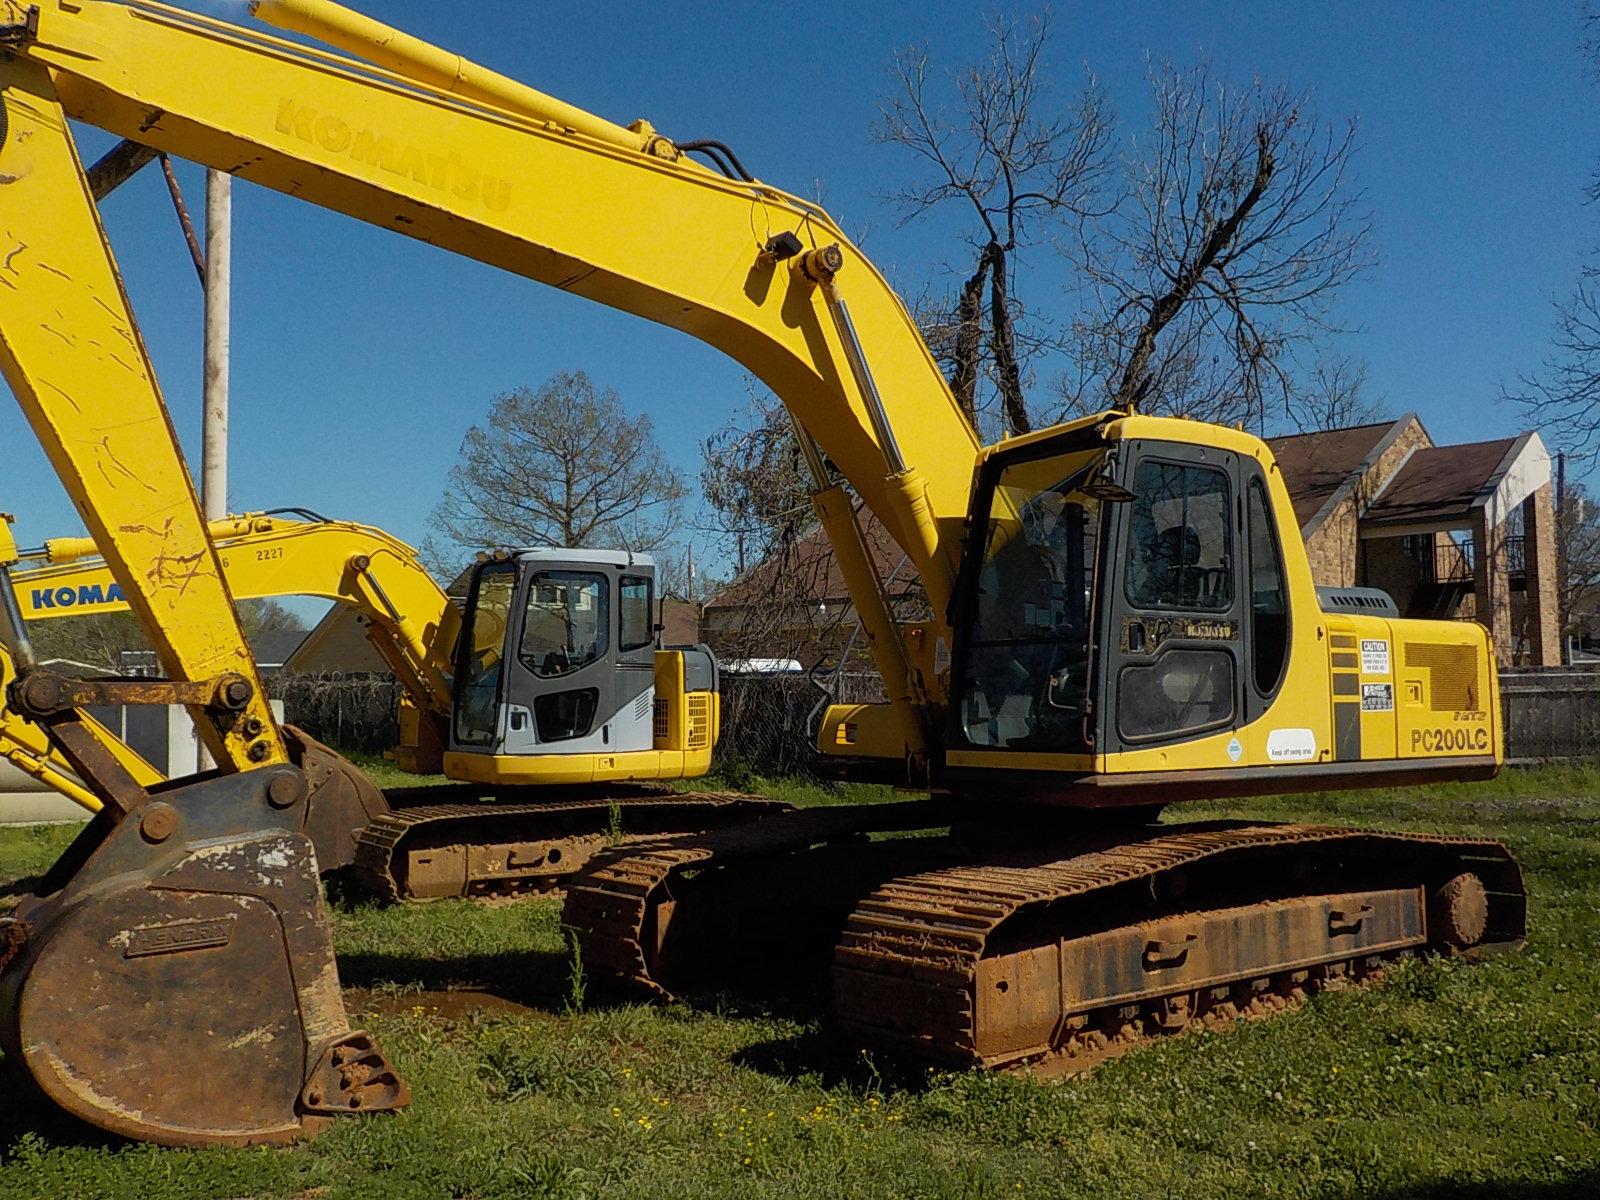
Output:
top-left (250, 628), bottom-right (312, 671)
top-left (705, 510), bottom-right (919, 611)
top-left (1361, 438), bottom-right (1519, 529)
top-left (283, 607), bottom-right (389, 674)
top-left (1265, 419), bottom-right (1404, 529)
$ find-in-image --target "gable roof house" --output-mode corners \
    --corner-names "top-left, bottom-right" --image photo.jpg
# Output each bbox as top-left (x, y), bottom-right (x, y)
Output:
top-left (1266, 415), bottom-right (1558, 667)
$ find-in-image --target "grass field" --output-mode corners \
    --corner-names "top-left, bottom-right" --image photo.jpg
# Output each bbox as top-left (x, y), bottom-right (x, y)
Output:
top-left (0, 767), bottom-right (1596, 1199)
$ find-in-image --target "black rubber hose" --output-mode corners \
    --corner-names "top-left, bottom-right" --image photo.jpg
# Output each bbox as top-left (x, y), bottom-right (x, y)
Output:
top-left (677, 138), bottom-right (753, 182)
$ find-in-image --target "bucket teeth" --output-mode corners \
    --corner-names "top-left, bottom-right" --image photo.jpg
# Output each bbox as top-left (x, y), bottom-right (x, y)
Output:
top-left (301, 1032), bottom-right (411, 1114)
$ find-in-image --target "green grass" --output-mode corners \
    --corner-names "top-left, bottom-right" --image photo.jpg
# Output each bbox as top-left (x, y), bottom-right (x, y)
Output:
top-left (1, 768), bottom-right (1597, 1198)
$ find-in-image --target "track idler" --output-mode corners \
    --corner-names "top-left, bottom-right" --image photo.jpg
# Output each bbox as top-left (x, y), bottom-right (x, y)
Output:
top-left (0, 763), bottom-right (407, 1146)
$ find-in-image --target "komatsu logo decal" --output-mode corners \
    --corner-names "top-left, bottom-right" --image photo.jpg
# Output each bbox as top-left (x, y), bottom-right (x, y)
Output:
top-left (31, 583), bottom-right (125, 610)
top-left (274, 99), bottom-right (513, 213)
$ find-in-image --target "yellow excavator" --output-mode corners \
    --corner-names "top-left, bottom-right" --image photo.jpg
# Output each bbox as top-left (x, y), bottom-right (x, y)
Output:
top-left (0, 0), bottom-right (1523, 1148)
top-left (1, 508), bottom-right (777, 898)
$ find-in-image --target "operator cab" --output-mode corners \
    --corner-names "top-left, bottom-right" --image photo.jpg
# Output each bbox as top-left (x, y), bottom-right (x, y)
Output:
top-left (449, 549), bottom-right (669, 761)
top-left (948, 423), bottom-right (1290, 781)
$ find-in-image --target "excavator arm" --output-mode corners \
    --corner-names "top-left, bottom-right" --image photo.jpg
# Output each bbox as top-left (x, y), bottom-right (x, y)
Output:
top-left (14, 511), bottom-right (458, 717)
top-left (0, 0), bottom-right (984, 764)
top-left (1, 511), bottom-right (460, 813)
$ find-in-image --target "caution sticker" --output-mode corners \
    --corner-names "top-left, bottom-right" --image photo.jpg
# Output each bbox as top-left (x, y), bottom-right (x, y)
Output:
top-left (1361, 638), bottom-right (1390, 674)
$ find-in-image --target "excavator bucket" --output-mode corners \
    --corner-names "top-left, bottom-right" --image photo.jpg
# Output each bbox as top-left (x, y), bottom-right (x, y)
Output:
top-left (0, 762), bottom-right (407, 1146)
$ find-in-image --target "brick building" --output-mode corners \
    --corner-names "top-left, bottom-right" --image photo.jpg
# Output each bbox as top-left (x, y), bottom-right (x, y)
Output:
top-left (1266, 415), bottom-right (1558, 667)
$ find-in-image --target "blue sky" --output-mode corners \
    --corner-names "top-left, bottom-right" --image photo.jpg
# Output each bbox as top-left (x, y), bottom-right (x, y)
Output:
top-left (4, 1), bottom-right (1597, 585)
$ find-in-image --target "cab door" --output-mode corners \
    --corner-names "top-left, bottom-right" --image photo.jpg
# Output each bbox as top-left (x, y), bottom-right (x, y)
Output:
top-left (497, 567), bottom-right (617, 756)
top-left (1098, 439), bottom-right (1245, 757)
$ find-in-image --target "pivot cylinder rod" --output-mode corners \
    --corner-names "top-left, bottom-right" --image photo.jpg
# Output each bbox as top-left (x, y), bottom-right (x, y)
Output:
top-left (250, 0), bottom-right (661, 155)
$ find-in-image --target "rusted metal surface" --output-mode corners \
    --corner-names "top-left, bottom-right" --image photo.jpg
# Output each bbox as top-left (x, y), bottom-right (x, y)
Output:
top-left (283, 724), bottom-right (391, 874)
top-left (562, 801), bottom-right (953, 997)
top-left (0, 916), bottom-right (24, 975)
top-left (564, 808), bottom-right (1525, 1070)
top-left (300, 1031), bottom-right (409, 1115)
top-left (31, 709), bottom-right (149, 816)
top-left (9, 667), bottom-right (253, 717)
top-left (158, 153), bottom-right (208, 282)
top-left (832, 824), bottom-right (1521, 1067)
top-left (0, 763), bottom-right (406, 1146)
top-left (84, 137), bottom-right (159, 199)
top-left (353, 786), bottom-right (792, 901)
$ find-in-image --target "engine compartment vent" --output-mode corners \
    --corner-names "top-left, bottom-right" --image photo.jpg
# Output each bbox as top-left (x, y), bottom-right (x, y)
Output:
top-left (1317, 586), bottom-right (1400, 617)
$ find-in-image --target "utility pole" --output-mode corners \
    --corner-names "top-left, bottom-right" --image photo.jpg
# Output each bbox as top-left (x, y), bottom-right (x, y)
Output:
top-left (202, 170), bottom-right (231, 521)
top-left (198, 169), bottom-right (231, 770)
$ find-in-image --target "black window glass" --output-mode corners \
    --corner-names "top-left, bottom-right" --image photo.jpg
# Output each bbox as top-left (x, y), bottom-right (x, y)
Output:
top-left (521, 571), bottom-right (608, 678)
top-left (957, 449), bottom-right (1103, 752)
top-left (534, 688), bottom-right (599, 742)
top-left (1247, 479), bottom-right (1289, 695)
top-left (453, 563), bottom-right (516, 746)
top-left (620, 575), bottom-right (653, 652)
top-left (1125, 461), bottom-right (1233, 612)
top-left (1117, 649), bottom-right (1235, 740)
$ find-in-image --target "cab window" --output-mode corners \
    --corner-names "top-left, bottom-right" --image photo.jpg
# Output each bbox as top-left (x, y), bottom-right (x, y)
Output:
top-left (957, 449), bottom-right (1102, 752)
top-left (620, 575), bottom-right (654, 652)
top-left (1125, 461), bottom-right (1233, 612)
top-left (521, 571), bottom-right (608, 678)
top-left (1248, 478), bottom-right (1289, 695)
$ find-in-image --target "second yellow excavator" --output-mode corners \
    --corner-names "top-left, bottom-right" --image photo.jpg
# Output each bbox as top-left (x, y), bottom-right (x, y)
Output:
top-left (1, 510), bottom-right (781, 898)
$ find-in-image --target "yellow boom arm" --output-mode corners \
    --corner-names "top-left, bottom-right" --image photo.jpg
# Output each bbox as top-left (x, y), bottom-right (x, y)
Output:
top-left (2, 511), bottom-right (461, 799)
top-left (0, 0), bottom-right (983, 770)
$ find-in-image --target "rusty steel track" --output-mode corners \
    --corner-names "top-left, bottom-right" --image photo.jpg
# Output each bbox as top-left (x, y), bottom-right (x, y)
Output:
top-left (351, 788), bottom-right (789, 901)
top-left (563, 810), bottom-right (1525, 1068)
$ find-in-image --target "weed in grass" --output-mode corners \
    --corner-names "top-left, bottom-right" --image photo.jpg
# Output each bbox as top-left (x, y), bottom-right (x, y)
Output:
top-left (565, 925), bottom-right (588, 1013)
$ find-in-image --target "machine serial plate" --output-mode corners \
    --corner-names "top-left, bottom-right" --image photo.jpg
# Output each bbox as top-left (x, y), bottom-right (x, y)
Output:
top-left (123, 916), bottom-right (237, 958)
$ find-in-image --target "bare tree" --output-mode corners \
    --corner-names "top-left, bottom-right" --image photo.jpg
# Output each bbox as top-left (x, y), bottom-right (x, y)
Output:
top-left (699, 383), bottom-right (813, 576)
top-left (875, 10), bottom-right (1113, 437)
top-left (427, 371), bottom-right (686, 572)
top-left (1504, 6), bottom-right (1600, 457)
top-left (1294, 354), bottom-right (1390, 432)
top-left (1505, 282), bottom-right (1600, 457)
top-left (1064, 58), bottom-right (1374, 430)
top-left (1558, 483), bottom-right (1600, 642)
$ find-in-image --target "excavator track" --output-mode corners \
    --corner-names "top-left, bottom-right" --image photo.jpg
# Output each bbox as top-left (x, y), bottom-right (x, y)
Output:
top-left (564, 811), bottom-right (1525, 1068)
top-left (351, 787), bottom-right (790, 901)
